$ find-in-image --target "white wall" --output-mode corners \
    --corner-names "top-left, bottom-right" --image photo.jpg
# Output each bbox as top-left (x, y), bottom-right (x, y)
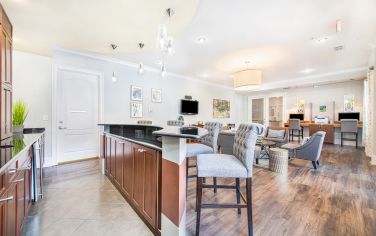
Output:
top-left (13, 50), bottom-right (247, 166)
top-left (13, 51), bottom-right (53, 163)
top-left (53, 50), bottom-right (246, 126)
top-left (247, 80), bottom-right (364, 123)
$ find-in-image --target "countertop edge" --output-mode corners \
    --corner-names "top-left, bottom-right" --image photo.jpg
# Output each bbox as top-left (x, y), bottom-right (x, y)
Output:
top-left (104, 132), bottom-right (162, 151)
top-left (0, 132), bottom-right (44, 174)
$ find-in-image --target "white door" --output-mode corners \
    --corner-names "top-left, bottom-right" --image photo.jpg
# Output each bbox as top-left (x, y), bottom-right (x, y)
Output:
top-left (56, 68), bottom-right (100, 163)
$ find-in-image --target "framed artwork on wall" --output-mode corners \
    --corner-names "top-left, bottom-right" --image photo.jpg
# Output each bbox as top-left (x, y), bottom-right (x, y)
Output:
top-left (130, 102), bottom-right (143, 118)
top-left (131, 85), bottom-right (143, 101)
top-left (319, 105), bottom-right (327, 112)
top-left (151, 88), bottom-right (162, 103)
top-left (344, 95), bottom-right (355, 112)
top-left (213, 99), bottom-right (230, 118)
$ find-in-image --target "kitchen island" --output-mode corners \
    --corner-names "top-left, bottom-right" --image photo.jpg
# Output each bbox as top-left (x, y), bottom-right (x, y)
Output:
top-left (100, 124), bottom-right (163, 235)
top-left (100, 124), bottom-right (208, 236)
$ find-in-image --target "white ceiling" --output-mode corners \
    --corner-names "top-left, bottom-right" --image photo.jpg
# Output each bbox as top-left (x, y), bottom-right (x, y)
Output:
top-left (3, 0), bottom-right (376, 88)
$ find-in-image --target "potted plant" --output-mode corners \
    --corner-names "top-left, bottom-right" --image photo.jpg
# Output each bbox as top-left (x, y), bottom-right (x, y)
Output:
top-left (13, 100), bottom-right (28, 133)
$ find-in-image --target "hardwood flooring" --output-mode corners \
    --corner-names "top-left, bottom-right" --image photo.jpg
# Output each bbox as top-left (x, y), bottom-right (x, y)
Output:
top-left (22, 145), bottom-right (376, 236)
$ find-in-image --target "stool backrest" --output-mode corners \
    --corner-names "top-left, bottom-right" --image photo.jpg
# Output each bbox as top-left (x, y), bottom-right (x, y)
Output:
top-left (201, 122), bottom-right (223, 151)
top-left (288, 119), bottom-right (301, 130)
top-left (137, 120), bottom-right (152, 125)
top-left (167, 120), bottom-right (184, 127)
top-left (340, 119), bottom-right (358, 133)
top-left (233, 123), bottom-right (264, 177)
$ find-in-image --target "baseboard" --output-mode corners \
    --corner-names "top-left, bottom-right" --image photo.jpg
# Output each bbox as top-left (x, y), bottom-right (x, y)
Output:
top-left (58, 156), bottom-right (99, 165)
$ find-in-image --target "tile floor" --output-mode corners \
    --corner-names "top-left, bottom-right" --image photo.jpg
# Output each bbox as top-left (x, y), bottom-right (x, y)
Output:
top-left (21, 160), bottom-right (152, 236)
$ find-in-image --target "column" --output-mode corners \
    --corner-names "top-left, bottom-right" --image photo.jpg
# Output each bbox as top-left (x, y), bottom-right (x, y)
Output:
top-left (160, 136), bottom-right (187, 236)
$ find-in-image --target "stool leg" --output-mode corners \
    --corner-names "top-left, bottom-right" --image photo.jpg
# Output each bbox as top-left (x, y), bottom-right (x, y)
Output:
top-left (246, 178), bottom-right (253, 236)
top-left (196, 177), bottom-right (203, 236)
top-left (341, 132), bottom-right (343, 147)
top-left (312, 161), bottom-right (317, 169)
top-left (356, 133), bottom-right (358, 149)
top-left (213, 177), bottom-right (217, 193)
top-left (236, 178), bottom-right (241, 215)
top-left (186, 158), bottom-right (189, 193)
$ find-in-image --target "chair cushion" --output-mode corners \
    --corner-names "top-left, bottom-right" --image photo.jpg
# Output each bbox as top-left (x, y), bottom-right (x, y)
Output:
top-left (186, 143), bottom-right (214, 157)
top-left (267, 129), bottom-right (285, 139)
top-left (197, 154), bottom-right (248, 178)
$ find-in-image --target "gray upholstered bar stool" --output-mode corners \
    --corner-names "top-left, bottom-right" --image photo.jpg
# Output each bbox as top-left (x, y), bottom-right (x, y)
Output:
top-left (137, 120), bottom-right (152, 125)
top-left (340, 119), bottom-right (359, 148)
top-left (196, 123), bottom-right (264, 236)
top-left (186, 122), bottom-right (222, 192)
top-left (288, 118), bottom-right (303, 142)
top-left (166, 120), bottom-right (184, 126)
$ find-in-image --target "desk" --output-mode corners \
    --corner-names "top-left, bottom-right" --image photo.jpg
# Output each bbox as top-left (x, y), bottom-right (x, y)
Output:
top-left (284, 122), bottom-right (363, 145)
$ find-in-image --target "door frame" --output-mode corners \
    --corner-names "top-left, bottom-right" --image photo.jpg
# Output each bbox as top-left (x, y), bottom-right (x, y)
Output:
top-left (248, 93), bottom-right (286, 127)
top-left (51, 65), bottom-right (104, 166)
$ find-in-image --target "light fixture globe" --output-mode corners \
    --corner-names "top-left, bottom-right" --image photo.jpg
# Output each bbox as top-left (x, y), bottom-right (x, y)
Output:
top-left (233, 69), bottom-right (262, 91)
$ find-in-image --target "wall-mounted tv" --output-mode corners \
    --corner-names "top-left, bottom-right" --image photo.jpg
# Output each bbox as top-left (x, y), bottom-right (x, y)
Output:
top-left (181, 100), bottom-right (198, 115)
top-left (338, 112), bottom-right (360, 121)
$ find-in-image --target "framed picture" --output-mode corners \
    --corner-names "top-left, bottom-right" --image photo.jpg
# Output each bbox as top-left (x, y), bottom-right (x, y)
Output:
top-left (213, 99), bottom-right (230, 118)
top-left (319, 105), bottom-right (327, 112)
top-left (151, 88), bottom-right (162, 103)
top-left (130, 102), bottom-right (143, 118)
top-left (131, 85), bottom-right (143, 101)
top-left (344, 95), bottom-right (355, 112)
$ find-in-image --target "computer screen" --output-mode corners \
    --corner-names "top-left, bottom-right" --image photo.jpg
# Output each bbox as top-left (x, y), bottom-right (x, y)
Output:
top-left (338, 112), bottom-right (360, 121)
top-left (289, 113), bottom-right (304, 120)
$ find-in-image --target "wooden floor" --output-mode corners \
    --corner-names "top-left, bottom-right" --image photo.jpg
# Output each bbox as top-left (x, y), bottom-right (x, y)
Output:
top-left (23, 144), bottom-right (376, 236)
top-left (185, 145), bottom-right (376, 236)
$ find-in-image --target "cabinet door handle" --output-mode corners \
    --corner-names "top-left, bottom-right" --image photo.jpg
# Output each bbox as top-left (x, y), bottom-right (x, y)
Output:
top-left (8, 168), bottom-right (17, 174)
top-left (0, 196), bottom-right (13, 202)
top-left (13, 178), bottom-right (24, 183)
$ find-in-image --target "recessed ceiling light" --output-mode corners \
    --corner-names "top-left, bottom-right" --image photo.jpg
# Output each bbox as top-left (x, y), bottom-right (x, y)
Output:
top-left (197, 37), bottom-right (207, 44)
top-left (312, 37), bottom-right (329, 43)
top-left (301, 68), bottom-right (314, 74)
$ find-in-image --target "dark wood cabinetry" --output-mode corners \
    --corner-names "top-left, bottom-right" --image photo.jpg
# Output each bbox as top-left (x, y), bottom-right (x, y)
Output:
top-left (104, 134), bottom-right (161, 235)
top-left (0, 3), bottom-right (12, 142)
top-left (309, 124), bottom-right (334, 144)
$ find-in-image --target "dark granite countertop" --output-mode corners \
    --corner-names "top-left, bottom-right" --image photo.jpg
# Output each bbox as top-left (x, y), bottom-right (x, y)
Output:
top-left (152, 126), bottom-right (208, 139)
top-left (0, 128), bottom-right (45, 173)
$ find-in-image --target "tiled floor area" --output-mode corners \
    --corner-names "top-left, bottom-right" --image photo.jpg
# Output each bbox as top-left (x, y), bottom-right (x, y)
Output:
top-left (21, 160), bottom-right (152, 236)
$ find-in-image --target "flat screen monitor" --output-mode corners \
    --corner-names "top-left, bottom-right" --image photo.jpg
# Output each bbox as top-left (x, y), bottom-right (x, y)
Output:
top-left (338, 112), bottom-right (360, 121)
top-left (289, 113), bottom-right (304, 120)
top-left (181, 100), bottom-right (199, 115)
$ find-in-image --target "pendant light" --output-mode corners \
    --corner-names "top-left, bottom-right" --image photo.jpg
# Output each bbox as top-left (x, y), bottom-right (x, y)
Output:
top-left (112, 72), bottom-right (117, 83)
top-left (233, 61), bottom-right (262, 91)
top-left (138, 43), bottom-right (145, 75)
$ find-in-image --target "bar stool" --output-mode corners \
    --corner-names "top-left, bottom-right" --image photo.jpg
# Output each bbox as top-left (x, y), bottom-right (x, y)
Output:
top-left (137, 120), bottom-right (152, 125)
top-left (288, 119), bottom-right (303, 142)
top-left (340, 119), bottom-right (359, 148)
top-left (166, 120), bottom-right (184, 126)
top-left (196, 123), bottom-right (264, 236)
top-left (186, 122), bottom-right (222, 192)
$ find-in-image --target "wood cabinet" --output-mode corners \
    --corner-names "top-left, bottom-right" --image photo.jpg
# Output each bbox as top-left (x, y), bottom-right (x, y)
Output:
top-left (309, 124), bottom-right (334, 144)
top-left (0, 3), bottom-right (12, 142)
top-left (0, 144), bottom-right (33, 236)
top-left (104, 134), bottom-right (161, 235)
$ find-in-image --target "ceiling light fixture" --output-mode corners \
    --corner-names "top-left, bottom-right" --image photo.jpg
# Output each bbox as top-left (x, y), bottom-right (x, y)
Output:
top-left (161, 63), bottom-right (167, 77)
top-left (112, 72), bottom-right (117, 83)
top-left (301, 68), bottom-right (314, 74)
top-left (233, 69), bottom-right (262, 91)
top-left (138, 43), bottom-right (145, 75)
top-left (156, 8), bottom-right (175, 55)
top-left (110, 44), bottom-right (118, 50)
top-left (197, 37), bottom-right (207, 44)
